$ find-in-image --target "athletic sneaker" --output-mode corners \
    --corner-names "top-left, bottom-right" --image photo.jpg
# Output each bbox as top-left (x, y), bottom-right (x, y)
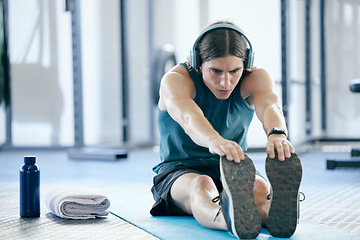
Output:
top-left (219, 155), bottom-right (262, 239)
top-left (265, 152), bottom-right (303, 238)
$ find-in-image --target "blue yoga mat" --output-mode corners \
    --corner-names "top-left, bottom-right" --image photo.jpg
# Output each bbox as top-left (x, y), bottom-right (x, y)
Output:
top-left (108, 183), bottom-right (358, 240)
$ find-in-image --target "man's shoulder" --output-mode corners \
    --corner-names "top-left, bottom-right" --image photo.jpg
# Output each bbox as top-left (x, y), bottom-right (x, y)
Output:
top-left (245, 67), bottom-right (269, 79)
top-left (241, 68), bottom-right (273, 96)
top-left (243, 68), bottom-right (272, 86)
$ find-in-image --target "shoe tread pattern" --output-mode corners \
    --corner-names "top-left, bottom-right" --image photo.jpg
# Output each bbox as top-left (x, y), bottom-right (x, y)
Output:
top-left (220, 155), bottom-right (261, 239)
top-left (265, 152), bottom-right (302, 238)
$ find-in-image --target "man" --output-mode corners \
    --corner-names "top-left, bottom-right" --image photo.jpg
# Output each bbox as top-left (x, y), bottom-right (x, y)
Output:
top-left (150, 21), bottom-right (302, 239)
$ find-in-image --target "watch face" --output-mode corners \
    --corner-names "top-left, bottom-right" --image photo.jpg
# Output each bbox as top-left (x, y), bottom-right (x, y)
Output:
top-left (274, 128), bottom-right (284, 133)
top-left (268, 128), bottom-right (286, 137)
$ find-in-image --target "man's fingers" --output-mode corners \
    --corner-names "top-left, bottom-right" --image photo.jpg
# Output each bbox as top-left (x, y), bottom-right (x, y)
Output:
top-left (289, 143), bottom-right (295, 154)
top-left (210, 146), bottom-right (225, 157)
top-left (209, 139), bottom-right (245, 163)
top-left (275, 142), bottom-right (285, 161)
top-left (267, 137), bottom-right (295, 161)
top-left (282, 142), bottom-right (292, 159)
top-left (220, 143), bottom-right (244, 163)
top-left (231, 144), bottom-right (245, 163)
top-left (221, 146), bottom-right (237, 162)
top-left (266, 143), bottom-right (275, 159)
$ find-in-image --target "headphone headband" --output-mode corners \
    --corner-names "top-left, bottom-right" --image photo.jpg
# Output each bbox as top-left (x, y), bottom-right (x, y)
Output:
top-left (190, 23), bottom-right (254, 69)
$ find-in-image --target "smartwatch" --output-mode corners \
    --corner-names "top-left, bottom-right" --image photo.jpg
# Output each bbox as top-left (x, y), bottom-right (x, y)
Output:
top-left (267, 127), bottom-right (287, 138)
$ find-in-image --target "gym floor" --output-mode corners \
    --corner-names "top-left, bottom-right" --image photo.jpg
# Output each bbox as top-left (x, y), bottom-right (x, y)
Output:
top-left (0, 143), bottom-right (359, 239)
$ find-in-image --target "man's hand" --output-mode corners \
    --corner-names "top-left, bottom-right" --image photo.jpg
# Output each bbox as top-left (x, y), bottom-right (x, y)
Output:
top-left (266, 134), bottom-right (295, 161)
top-left (208, 137), bottom-right (245, 163)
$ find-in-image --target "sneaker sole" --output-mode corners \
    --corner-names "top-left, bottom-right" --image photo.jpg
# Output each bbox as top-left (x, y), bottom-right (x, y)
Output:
top-left (220, 155), bottom-right (261, 239)
top-left (265, 152), bottom-right (302, 238)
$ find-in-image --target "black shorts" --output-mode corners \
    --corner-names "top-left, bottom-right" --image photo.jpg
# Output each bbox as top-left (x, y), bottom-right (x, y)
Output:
top-left (150, 160), bottom-right (265, 216)
top-left (150, 161), bottom-right (221, 216)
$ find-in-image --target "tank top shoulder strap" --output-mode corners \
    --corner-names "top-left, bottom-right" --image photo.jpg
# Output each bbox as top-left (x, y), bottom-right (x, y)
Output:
top-left (179, 62), bottom-right (203, 93)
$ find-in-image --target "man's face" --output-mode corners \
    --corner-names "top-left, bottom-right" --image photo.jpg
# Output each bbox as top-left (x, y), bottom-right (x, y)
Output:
top-left (201, 55), bottom-right (244, 99)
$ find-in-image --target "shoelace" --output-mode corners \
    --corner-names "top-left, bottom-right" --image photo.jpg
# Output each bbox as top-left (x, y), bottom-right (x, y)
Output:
top-left (212, 196), bottom-right (220, 203)
top-left (299, 192), bottom-right (306, 202)
top-left (297, 192), bottom-right (305, 223)
top-left (212, 196), bottom-right (222, 222)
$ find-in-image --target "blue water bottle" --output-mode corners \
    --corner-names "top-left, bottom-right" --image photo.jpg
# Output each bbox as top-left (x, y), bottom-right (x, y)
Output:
top-left (20, 156), bottom-right (40, 217)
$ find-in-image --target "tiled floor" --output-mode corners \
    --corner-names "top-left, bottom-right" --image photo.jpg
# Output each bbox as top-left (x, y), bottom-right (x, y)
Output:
top-left (250, 147), bottom-right (360, 236)
top-left (0, 148), bottom-right (160, 240)
top-left (0, 145), bottom-right (359, 239)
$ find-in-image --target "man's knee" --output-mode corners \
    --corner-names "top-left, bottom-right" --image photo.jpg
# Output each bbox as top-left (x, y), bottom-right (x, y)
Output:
top-left (191, 175), bottom-right (216, 192)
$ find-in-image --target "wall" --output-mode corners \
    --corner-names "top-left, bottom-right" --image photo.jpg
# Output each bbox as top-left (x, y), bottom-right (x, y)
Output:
top-left (2, 0), bottom-right (359, 149)
top-left (7, 0), bottom-right (74, 146)
top-left (80, 0), bottom-right (122, 146)
top-left (325, 0), bottom-right (360, 138)
top-left (1, 0), bottom-right (122, 147)
top-left (124, 0), bottom-right (152, 146)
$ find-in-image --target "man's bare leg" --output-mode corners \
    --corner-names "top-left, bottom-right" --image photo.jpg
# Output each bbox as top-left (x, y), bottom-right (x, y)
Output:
top-left (170, 173), bottom-right (271, 231)
top-left (254, 175), bottom-right (271, 226)
top-left (170, 173), bottom-right (227, 230)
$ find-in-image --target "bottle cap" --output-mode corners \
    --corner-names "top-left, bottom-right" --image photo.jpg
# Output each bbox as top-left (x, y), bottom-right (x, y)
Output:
top-left (24, 156), bottom-right (36, 164)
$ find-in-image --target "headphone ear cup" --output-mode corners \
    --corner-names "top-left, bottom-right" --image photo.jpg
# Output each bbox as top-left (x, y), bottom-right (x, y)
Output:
top-left (190, 49), bottom-right (200, 69)
top-left (245, 48), bottom-right (254, 69)
top-left (244, 49), bottom-right (249, 69)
